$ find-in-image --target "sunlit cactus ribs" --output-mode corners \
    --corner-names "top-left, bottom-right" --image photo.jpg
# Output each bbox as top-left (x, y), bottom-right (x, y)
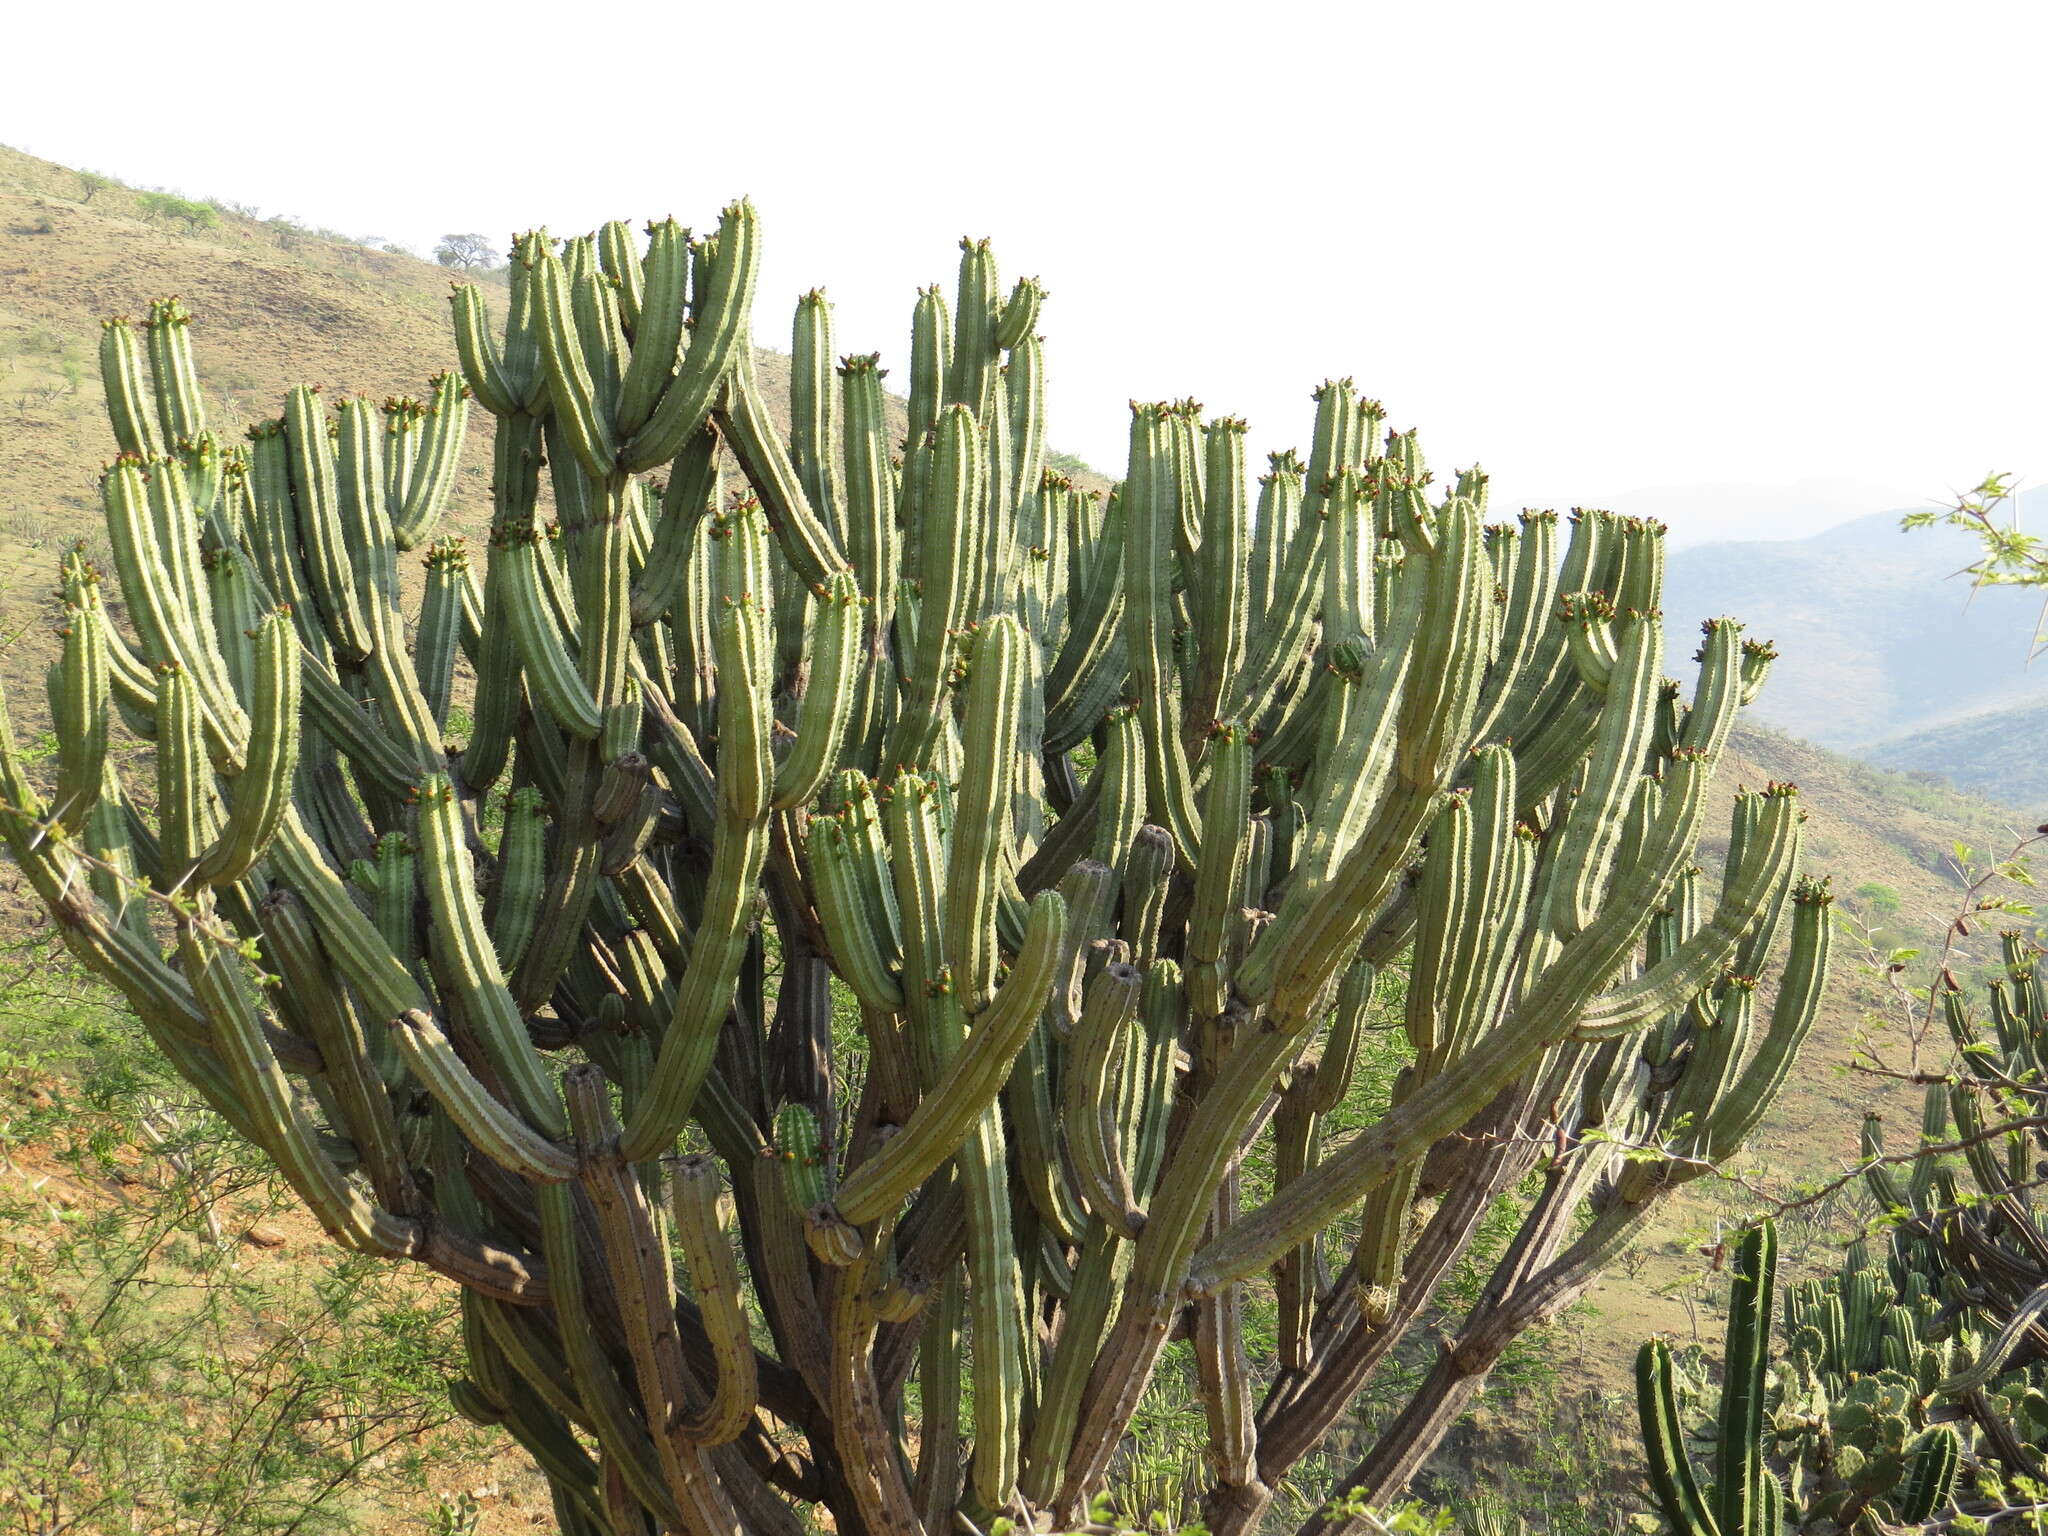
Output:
top-left (0, 205), bottom-right (1831, 1536)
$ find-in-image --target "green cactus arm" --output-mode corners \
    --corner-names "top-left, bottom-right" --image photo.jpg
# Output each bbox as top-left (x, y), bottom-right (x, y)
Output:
top-left (393, 372), bottom-right (469, 549)
top-left (51, 579), bottom-right (111, 833)
top-left (1194, 1174), bottom-right (1258, 1494)
top-left (833, 889), bottom-right (1067, 1225)
top-left (596, 220), bottom-right (644, 327)
top-left (1116, 823), bottom-right (1178, 970)
top-left (1271, 1077), bottom-right (1324, 1372)
top-left (1680, 619), bottom-right (1746, 762)
top-left (1021, 1217), bottom-right (1125, 1506)
top-left (415, 774), bottom-right (567, 1137)
top-left (387, 1008), bottom-right (574, 1182)
top-left (1573, 794), bottom-right (1805, 1041)
top-left (254, 887), bottom-right (414, 1210)
top-left (1713, 1223), bottom-right (1777, 1536)
top-left (770, 573), bottom-right (861, 811)
top-left (1042, 858), bottom-right (1120, 1036)
top-left (1939, 1280), bottom-right (2048, 1394)
top-left (773, 1101), bottom-right (836, 1218)
top-left (95, 595), bottom-right (162, 736)
top-left (379, 392), bottom-right (422, 533)
top-left (572, 483), bottom-right (635, 724)
top-left (614, 219), bottom-right (689, 437)
top-left (205, 546), bottom-right (262, 707)
top-left (1252, 546), bottom-right (1422, 936)
top-left (1122, 403), bottom-right (1202, 863)
top-left (668, 1154), bottom-right (761, 1446)
top-left (1181, 418), bottom-right (1250, 730)
top-left (242, 423), bottom-right (331, 654)
top-left (1699, 880), bottom-right (1833, 1161)
top-left (1043, 487), bottom-right (1126, 743)
top-left (1406, 786), bottom-right (1478, 1067)
top-left (180, 920), bottom-right (395, 1253)
top-left (1635, 1340), bottom-right (1719, 1536)
top-left (416, 542), bottom-right (466, 728)
top-left (808, 815), bottom-right (906, 1012)
top-left (1004, 331), bottom-right (1048, 557)
top-left (1738, 639), bottom-right (1775, 705)
top-left (886, 404), bottom-right (986, 772)
top-left (943, 616), bottom-right (1028, 1011)
top-left (1186, 720), bottom-right (1252, 1017)
top-left (788, 290), bottom-right (844, 535)
top-left (975, 356), bottom-right (1019, 625)
top-left (1061, 960), bottom-right (1145, 1238)
top-left (1005, 1018), bottom-right (1089, 1247)
top-left (81, 769), bottom-right (149, 933)
top-left (1390, 498), bottom-right (1494, 794)
top-left (944, 237), bottom-right (1000, 417)
top-left (504, 234), bottom-right (555, 412)
top-left (1540, 614), bottom-right (1671, 937)
top-left (531, 248), bottom-right (616, 479)
top-left (1078, 707), bottom-right (1144, 876)
top-left (448, 285), bottom-right (520, 417)
top-left (629, 427), bottom-right (719, 627)
top-left (1304, 958), bottom-right (1374, 1116)
top-left (100, 316), bottom-right (165, 457)
top-left (279, 799), bottom-right (383, 964)
top-left (144, 298), bottom-right (206, 446)
top-left (499, 526), bottom-right (603, 740)
top-left (994, 275), bottom-right (1043, 352)
top-left (959, 1091), bottom-right (1024, 1510)
top-left (282, 385), bottom-right (377, 661)
top-left (616, 640), bottom-right (773, 1158)
top-left (1235, 511), bottom-right (1325, 718)
top-left (1893, 1425), bottom-right (1960, 1523)
top-left (622, 200), bottom-right (759, 473)
top-left (294, 646), bottom-right (418, 795)
top-left (195, 611), bottom-right (300, 885)
top-left (488, 787), bottom-right (549, 974)
top-left (1438, 748), bottom-right (1532, 1060)
top-left (155, 666), bottom-right (219, 876)
top-left (101, 459), bottom-right (245, 759)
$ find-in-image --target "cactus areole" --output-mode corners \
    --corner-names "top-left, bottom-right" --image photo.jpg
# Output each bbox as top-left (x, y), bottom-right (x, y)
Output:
top-left (2, 212), bottom-right (1831, 1535)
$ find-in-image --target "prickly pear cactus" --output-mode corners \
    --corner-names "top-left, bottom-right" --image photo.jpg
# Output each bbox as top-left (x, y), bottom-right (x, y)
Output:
top-left (1, 206), bottom-right (1831, 1536)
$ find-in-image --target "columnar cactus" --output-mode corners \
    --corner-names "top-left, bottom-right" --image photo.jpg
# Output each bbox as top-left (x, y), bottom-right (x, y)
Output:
top-left (1637, 1223), bottom-right (1963, 1535)
top-left (1, 205), bottom-right (1831, 1536)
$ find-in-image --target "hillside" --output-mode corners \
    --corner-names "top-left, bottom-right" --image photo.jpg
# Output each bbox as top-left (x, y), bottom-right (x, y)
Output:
top-left (1858, 694), bottom-right (2048, 812)
top-left (1661, 500), bottom-right (2048, 750)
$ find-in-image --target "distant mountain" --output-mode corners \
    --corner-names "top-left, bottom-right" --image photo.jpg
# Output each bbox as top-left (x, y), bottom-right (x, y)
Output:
top-left (1659, 492), bottom-right (2048, 750)
top-left (1592, 477), bottom-right (1924, 548)
top-left (1859, 696), bottom-right (2048, 812)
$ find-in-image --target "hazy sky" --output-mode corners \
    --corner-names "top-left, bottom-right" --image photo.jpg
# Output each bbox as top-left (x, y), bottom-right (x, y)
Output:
top-left (8, 2), bottom-right (2043, 541)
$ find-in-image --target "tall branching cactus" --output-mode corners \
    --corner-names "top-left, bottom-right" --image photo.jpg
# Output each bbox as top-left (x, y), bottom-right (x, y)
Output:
top-left (1, 206), bottom-right (1832, 1536)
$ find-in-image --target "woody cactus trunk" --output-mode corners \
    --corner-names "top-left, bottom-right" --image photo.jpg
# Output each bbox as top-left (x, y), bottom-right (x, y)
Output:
top-left (0, 207), bottom-right (1832, 1535)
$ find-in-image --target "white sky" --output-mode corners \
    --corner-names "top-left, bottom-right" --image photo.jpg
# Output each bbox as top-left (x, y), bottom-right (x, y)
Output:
top-left (7, 1), bottom-right (2043, 541)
